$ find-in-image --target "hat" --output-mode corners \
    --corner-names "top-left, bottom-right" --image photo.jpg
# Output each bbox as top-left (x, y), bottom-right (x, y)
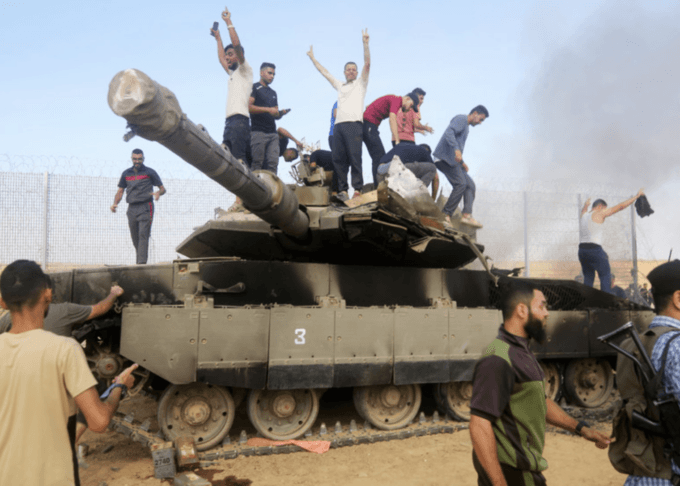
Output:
top-left (407, 93), bottom-right (419, 112)
top-left (647, 260), bottom-right (680, 296)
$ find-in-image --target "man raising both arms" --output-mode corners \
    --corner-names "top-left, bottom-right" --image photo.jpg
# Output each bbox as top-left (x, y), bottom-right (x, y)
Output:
top-left (308, 30), bottom-right (370, 202)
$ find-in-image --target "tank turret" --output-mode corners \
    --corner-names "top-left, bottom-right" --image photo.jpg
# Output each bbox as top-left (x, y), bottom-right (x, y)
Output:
top-left (108, 69), bottom-right (484, 269)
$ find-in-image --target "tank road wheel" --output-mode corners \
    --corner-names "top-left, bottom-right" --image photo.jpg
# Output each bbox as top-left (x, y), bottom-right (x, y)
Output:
top-left (564, 358), bottom-right (614, 408)
top-left (434, 382), bottom-right (472, 421)
top-left (247, 389), bottom-right (320, 441)
top-left (540, 361), bottom-right (562, 402)
top-left (158, 383), bottom-right (235, 451)
top-left (353, 384), bottom-right (422, 430)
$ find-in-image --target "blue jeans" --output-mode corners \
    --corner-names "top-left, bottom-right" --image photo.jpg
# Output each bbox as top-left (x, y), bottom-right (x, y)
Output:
top-left (222, 115), bottom-right (252, 164)
top-left (578, 244), bottom-right (612, 293)
top-left (435, 160), bottom-right (475, 216)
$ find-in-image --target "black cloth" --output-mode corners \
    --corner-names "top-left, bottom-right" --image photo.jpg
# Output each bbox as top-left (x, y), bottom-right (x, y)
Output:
top-left (250, 82), bottom-right (278, 133)
top-left (222, 114), bottom-right (252, 163)
top-left (362, 120), bottom-right (386, 187)
top-left (473, 452), bottom-right (546, 486)
top-left (635, 195), bottom-right (654, 218)
top-left (332, 121), bottom-right (364, 193)
top-left (117, 165), bottom-right (163, 204)
top-left (279, 135), bottom-right (289, 157)
top-left (379, 144), bottom-right (433, 165)
top-left (612, 285), bottom-right (627, 299)
top-left (311, 150), bottom-right (337, 192)
top-left (68, 414), bottom-right (81, 486)
top-left (127, 201), bottom-right (153, 264)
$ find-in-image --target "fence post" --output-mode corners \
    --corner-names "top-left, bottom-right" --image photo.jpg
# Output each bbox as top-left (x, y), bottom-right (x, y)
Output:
top-left (42, 171), bottom-right (49, 270)
top-left (523, 191), bottom-right (529, 277)
top-left (631, 204), bottom-right (638, 294)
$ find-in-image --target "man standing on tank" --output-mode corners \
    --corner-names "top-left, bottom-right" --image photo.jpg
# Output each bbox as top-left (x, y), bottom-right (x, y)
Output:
top-left (578, 190), bottom-right (644, 293)
top-left (363, 92), bottom-right (419, 186)
top-left (111, 149), bottom-right (165, 265)
top-left (250, 63), bottom-right (291, 174)
top-left (211, 7), bottom-right (253, 164)
top-left (307, 30), bottom-right (370, 201)
top-left (433, 105), bottom-right (488, 228)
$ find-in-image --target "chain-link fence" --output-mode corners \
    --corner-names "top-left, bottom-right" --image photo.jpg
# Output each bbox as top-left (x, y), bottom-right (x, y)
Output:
top-left (1, 155), bottom-right (648, 291)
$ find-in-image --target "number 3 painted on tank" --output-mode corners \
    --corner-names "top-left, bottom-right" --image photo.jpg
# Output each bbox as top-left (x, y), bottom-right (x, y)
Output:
top-left (294, 328), bottom-right (306, 345)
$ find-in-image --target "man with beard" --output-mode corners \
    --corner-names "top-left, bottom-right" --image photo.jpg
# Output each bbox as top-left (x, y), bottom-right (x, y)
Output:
top-left (469, 282), bottom-right (610, 486)
top-left (111, 149), bottom-right (165, 264)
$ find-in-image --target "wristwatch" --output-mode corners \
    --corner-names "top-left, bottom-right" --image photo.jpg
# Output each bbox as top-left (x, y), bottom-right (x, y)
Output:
top-left (575, 420), bottom-right (590, 436)
top-left (100, 383), bottom-right (128, 400)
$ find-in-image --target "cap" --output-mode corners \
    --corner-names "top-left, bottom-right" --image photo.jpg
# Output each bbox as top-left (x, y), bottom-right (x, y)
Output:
top-left (647, 260), bottom-right (680, 296)
top-left (407, 93), bottom-right (419, 112)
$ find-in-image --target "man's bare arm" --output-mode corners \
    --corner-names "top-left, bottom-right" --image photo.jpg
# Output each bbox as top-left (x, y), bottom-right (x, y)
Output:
top-left (111, 187), bottom-right (124, 213)
top-left (249, 96), bottom-right (279, 116)
top-left (277, 127), bottom-right (303, 148)
top-left (603, 189), bottom-right (644, 218)
top-left (389, 112), bottom-right (400, 145)
top-left (212, 28), bottom-right (232, 74)
top-left (580, 197), bottom-right (591, 217)
top-left (75, 364), bottom-right (137, 433)
top-left (414, 118), bottom-right (434, 133)
top-left (222, 7), bottom-right (245, 64)
top-left (545, 398), bottom-right (610, 448)
top-left (470, 415), bottom-right (508, 486)
top-left (361, 29), bottom-right (370, 81)
top-left (307, 46), bottom-right (337, 88)
top-left (87, 286), bottom-right (124, 320)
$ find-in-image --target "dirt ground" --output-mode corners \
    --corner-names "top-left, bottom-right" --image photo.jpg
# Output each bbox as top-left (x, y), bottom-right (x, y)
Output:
top-left (79, 396), bottom-right (626, 486)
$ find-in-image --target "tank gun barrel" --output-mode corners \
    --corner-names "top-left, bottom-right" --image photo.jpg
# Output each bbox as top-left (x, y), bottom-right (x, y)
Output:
top-left (107, 68), bottom-right (309, 238)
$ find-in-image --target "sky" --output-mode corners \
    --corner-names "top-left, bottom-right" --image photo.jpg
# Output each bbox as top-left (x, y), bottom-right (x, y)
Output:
top-left (1, 0), bottom-right (678, 261)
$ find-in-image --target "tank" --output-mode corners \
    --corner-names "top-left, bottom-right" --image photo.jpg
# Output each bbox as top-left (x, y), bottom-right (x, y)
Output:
top-left (48, 69), bottom-right (653, 451)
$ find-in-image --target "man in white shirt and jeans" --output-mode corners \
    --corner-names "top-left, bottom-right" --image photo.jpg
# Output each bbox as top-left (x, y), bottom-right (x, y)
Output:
top-left (307, 30), bottom-right (370, 201)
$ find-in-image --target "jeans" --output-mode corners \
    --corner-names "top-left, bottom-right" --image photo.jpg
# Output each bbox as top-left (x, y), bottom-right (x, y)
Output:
top-left (222, 114), bottom-right (252, 164)
top-left (435, 160), bottom-right (475, 216)
top-left (578, 243), bottom-right (612, 293)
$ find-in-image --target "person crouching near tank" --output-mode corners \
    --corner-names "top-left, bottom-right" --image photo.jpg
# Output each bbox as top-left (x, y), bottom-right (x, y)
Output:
top-left (0, 260), bottom-right (137, 486)
top-left (469, 281), bottom-right (610, 486)
top-left (619, 260), bottom-right (680, 486)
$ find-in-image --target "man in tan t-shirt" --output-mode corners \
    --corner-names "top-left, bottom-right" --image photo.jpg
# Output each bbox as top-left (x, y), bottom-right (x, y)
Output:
top-left (0, 260), bottom-right (137, 486)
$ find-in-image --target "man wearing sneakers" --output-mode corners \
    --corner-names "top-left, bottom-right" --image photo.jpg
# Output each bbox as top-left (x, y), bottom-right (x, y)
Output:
top-left (433, 105), bottom-right (488, 228)
top-left (307, 29), bottom-right (370, 201)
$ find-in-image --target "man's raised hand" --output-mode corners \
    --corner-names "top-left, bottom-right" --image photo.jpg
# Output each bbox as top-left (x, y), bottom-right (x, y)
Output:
top-left (362, 28), bottom-right (369, 43)
top-left (307, 45), bottom-right (314, 59)
top-left (221, 7), bottom-right (231, 22)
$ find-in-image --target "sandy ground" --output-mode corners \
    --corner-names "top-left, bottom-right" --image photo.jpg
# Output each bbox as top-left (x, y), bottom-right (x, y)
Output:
top-left (79, 396), bottom-right (626, 486)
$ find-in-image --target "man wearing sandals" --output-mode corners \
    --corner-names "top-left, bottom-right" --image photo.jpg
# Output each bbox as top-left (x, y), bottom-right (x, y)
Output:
top-left (433, 105), bottom-right (488, 228)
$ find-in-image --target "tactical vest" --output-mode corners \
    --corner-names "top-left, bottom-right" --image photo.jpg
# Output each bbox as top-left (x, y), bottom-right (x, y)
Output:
top-left (610, 326), bottom-right (680, 479)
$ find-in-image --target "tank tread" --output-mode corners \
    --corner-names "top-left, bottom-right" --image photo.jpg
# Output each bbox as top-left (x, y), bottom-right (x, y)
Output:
top-left (108, 398), bottom-right (621, 461)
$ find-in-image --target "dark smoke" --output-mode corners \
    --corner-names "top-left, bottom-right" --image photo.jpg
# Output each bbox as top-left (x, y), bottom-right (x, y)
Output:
top-left (525, 2), bottom-right (680, 188)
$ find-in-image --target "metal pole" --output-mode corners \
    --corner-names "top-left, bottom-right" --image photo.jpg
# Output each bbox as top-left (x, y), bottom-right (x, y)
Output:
top-left (577, 194), bottom-right (583, 282)
top-left (631, 204), bottom-right (639, 295)
top-left (42, 171), bottom-right (49, 271)
top-left (524, 191), bottom-right (530, 277)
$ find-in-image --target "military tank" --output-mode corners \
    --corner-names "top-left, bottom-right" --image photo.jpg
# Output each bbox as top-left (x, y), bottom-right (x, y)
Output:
top-left (49, 69), bottom-right (653, 452)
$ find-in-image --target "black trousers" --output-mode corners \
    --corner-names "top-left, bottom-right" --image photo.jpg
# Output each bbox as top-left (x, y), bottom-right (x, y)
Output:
top-left (332, 122), bottom-right (364, 193)
top-left (127, 201), bottom-right (153, 264)
top-left (362, 120), bottom-right (386, 187)
top-left (68, 415), bottom-right (81, 486)
top-left (473, 452), bottom-right (546, 486)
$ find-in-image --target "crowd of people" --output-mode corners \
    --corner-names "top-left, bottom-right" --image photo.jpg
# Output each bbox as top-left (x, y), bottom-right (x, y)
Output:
top-left (208, 7), bottom-right (488, 228)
